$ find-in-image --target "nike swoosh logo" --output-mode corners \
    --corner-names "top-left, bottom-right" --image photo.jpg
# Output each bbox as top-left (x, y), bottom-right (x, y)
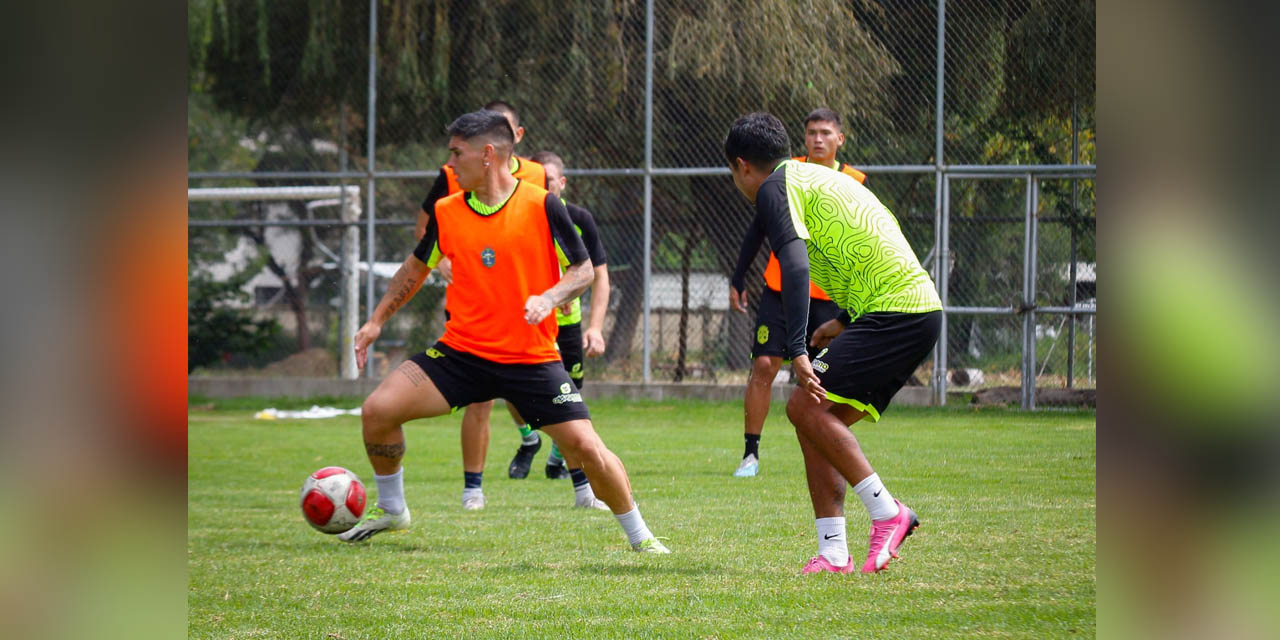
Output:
top-left (873, 489), bottom-right (882, 497)
top-left (823, 533), bottom-right (841, 540)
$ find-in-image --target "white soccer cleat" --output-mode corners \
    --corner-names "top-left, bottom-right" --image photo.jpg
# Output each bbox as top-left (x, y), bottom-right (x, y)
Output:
top-left (462, 492), bottom-right (486, 511)
top-left (574, 496), bottom-right (611, 511)
top-left (733, 454), bottom-right (759, 477)
top-left (337, 506), bottom-right (410, 543)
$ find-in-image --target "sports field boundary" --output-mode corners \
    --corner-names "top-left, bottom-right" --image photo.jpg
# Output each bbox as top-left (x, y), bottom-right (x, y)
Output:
top-left (189, 377), bottom-right (935, 405)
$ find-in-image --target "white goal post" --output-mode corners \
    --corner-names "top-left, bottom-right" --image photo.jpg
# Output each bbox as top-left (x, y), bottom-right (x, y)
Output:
top-left (188, 186), bottom-right (362, 380)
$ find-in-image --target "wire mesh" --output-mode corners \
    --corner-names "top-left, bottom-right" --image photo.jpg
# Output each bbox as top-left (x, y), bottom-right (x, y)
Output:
top-left (187, 0), bottom-right (1096, 402)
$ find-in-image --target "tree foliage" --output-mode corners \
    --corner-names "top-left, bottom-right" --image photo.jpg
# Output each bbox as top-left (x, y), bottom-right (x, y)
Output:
top-left (188, 260), bottom-right (283, 373)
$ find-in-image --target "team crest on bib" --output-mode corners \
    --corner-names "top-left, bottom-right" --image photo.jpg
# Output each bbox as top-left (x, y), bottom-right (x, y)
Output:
top-left (481, 247), bottom-right (496, 268)
top-left (756, 325), bottom-right (769, 344)
top-left (560, 382), bottom-right (572, 394)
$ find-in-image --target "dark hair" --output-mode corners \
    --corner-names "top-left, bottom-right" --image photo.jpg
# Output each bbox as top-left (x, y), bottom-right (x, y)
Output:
top-left (530, 150), bottom-right (564, 173)
top-left (482, 100), bottom-right (520, 127)
top-left (724, 112), bottom-right (791, 170)
top-left (804, 107), bottom-right (842, 130)
top-left (446, 110), bottom-right (515, 152)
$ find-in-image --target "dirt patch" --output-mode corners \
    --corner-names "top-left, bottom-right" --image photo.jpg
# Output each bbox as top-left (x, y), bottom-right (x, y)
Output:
top-left (260, 348), bottom-right (337, 377)
top-left (973, 386), bottom-right (1096, 408)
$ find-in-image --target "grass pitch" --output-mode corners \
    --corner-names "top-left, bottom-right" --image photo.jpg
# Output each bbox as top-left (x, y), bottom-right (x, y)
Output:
top-left (188, 398), bottom-right (1095, 639)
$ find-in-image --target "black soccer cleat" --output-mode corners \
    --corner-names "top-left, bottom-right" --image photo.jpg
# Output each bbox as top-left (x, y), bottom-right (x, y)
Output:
top-left (545, 459), bottom-right (570, 479)
top-left (507, 434), bottom-right (542, 479)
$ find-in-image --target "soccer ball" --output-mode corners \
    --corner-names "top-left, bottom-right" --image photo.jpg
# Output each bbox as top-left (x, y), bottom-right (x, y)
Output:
top-left (299, 467), bottom-right (366, 534)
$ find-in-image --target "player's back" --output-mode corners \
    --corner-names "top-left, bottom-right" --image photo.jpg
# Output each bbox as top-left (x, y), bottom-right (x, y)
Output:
top-left (778, 161), bottom-right (940, 318)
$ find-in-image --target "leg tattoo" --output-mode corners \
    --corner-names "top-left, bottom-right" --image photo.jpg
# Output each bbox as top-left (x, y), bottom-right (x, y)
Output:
top-left (365, 441), bottom-right (405, 461)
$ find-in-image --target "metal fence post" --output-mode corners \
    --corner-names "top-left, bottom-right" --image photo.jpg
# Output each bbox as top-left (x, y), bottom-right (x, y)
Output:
top-left (930, 0), bottom-right (947, 406)
top-left (1021, 175), bottom-right (1038, 409)
top-left (641, 0), bottom-right (654, 385)
top-left (364, 0), bottom-right (378, 379)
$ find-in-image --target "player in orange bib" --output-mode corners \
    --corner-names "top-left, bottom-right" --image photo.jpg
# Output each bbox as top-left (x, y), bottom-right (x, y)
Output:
top-left (341, 110), bottom-right (669, 553)
top-left (727, 108), bottom-right (868, 478)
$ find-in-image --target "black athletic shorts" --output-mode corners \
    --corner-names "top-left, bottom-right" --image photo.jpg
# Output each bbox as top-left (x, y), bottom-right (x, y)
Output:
top-left (556, 321), bottom-right (585, 389)
top-left (812, 310), bottom-right (942, 422)
top-left (752, 288), bottom-right (842, 360)
top-left (408, 341), bottom-right (590, 429)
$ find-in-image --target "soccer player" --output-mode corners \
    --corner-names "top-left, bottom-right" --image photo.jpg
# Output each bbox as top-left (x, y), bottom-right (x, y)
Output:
top-left (724, 112), bottom-right (941, 574)
top-left (341, 110), bottom-right (668, 553)
top-left (413, 101), bottom-right (552, 511)
top-left (727, 108), bottom-right (868, 478)
top-left (506, 150), bottom-right (612, 488)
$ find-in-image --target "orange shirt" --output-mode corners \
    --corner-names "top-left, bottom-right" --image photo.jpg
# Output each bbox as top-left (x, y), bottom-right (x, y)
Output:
top-left (419, 182), bottom-right (574, 364)
top-left (761, 157), bottom-right (869, 299)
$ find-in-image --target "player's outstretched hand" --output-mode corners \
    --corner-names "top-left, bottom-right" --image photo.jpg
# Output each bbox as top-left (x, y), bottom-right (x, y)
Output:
top-left (791, 355), bottom-right (826, 403)
top-left (353, 322), bottom-right (382, 370)
top-left (584, 327), bottom-right (606, 357)
top-left (809, 318), bottom-right (844, 349)
top-left (435, 257), bottom-right (454, 285)
top-left (524, 294), bottom-right (555, 324)
top-left (729, 286), bottom-right (749, 314)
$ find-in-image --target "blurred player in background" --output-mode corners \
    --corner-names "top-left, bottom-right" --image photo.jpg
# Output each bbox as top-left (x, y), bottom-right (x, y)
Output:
top-left (724, 112), bottom-right (940, 574)
top-left (343, 110), bottom-right (668, 553)
top-left (727, 108), bottom-right (867, 478)
top-left (505, 150), bottom-right (612, 495)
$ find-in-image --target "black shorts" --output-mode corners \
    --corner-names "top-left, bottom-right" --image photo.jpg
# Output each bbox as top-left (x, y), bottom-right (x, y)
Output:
top-left (408, 342), bottom-right (590, 429)
top-left (812, 310), bottom-right (941, 422)
top-left (752, 288), bottom-right (842, 360)
top-left (556, 321), bottom-right (585, 389)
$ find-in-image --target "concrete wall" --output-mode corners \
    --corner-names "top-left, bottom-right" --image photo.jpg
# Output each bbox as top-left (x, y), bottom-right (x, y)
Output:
top-left (189, 377), bottom-right (936, 407)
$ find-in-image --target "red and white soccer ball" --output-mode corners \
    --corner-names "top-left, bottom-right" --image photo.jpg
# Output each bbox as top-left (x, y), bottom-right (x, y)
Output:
top-left (299, 467), bottom-right (366, 534)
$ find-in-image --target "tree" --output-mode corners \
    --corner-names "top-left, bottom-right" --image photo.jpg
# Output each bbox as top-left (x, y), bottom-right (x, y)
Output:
top-left (188, 262), bottom-right (282, 373)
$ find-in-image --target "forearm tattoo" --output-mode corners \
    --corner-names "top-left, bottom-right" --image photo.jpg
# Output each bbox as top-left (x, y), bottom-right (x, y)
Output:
top-left (544, 261), bottom-right (593, 306)
top-left (397, 360), bottom-right (428, 386)
top-left (385, 269), bottom-right (421, 316)
top-left (364, 441), bottom-right (405, 460)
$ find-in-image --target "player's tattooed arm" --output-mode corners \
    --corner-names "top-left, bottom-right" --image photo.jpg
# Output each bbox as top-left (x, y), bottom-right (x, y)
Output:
top-left (525, 259), bottom-right (594, 325)
top-left (370, 255), bottom-right (430, 325)
top-left (364, 441), bottom-right (406, 461)
top-left (542, 259), bottom-right (594, 307)
top-left (354, 254), bottom-right (430, 369)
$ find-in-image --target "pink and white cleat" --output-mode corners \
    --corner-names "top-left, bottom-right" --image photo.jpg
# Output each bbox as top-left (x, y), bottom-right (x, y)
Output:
top-left (801, 555), bottom-right (855, 574)
top-left (861, 500), bottom-right (919, 573)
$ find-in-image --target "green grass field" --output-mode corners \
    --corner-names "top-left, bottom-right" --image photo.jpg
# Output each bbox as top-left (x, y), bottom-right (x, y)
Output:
top-left (188, 398), bottom-right (1095, 639)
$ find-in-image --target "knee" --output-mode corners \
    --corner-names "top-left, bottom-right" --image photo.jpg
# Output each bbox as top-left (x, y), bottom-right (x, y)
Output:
top-left (558, 432), bottom-right (606, 468)
top-left (785, 390), bottom-right (818, 426)
top-left (361, 393), bottom-right (395, 433)
top-left (749, 357), bottom-right (781, 385)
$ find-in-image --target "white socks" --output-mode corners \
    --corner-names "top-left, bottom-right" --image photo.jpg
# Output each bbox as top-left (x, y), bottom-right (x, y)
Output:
top-left (461, 487), bottom-right (483, 502)
top-left (614, 506), bottom-right (653, 545)
top-left (816, 517), bottom-right (849, 566)
top-left (374, 468), bottom-right (406, 515)
top-left (852, 473), bottom-right (900, 522)
top-left (574, 481), bottom-right (597, 503)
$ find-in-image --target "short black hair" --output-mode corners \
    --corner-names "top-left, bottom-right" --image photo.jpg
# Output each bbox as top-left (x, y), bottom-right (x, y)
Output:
top-left (446, 110), bottom-right (515, 155)
top-left (482, 100), bottom-right (520, 127)
top-left (724, 112), bottom-right (791, 170)
top-left (804, 107), bottom-right (842, 130)
top-left (530, 150), bottom-right (564, 173)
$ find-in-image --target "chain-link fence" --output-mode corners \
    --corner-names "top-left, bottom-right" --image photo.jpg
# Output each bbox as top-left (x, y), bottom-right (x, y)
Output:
top-left (189, 0), bottom-right (1096, 408)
